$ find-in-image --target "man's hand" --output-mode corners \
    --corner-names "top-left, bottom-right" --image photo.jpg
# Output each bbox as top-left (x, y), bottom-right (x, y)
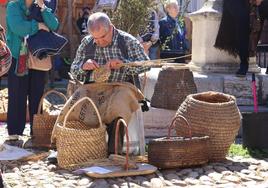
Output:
top-left (38, 23), bottom-right (49, 31)
top-left (106, 59), bottom-right (123, 69)
top-left (142, 41), bottom-right (152, 55)
top-left (82, 59), bottom-right (99, 70)
top-left (36, 0), bottom-right (45, 8)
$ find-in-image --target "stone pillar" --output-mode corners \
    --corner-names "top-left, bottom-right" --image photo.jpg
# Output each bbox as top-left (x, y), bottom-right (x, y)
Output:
top-left (188, 0), bottom-right (261, 73)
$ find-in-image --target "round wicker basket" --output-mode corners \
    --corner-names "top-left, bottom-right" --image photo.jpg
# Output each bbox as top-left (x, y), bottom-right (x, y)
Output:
top-left (148, 115), bottom-right (209, 169)
top-left (175, 91), bottom-right (241, 161)
top-left (32, 90), bottom-right (67, 148)
top-left (150, 66), bottom-right (197, 110)
top-left (55, 97), bottom-right (107, 169)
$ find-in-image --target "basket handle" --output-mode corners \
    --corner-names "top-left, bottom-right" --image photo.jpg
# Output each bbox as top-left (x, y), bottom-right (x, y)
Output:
top-left (168, 115), bottom-right (192, 139)
top-left (115, 118), bottom-right (130, 171)
top-left (37, 90), bottom-right (67, 115)
top-left (63, 97), bottom-right (102, 128)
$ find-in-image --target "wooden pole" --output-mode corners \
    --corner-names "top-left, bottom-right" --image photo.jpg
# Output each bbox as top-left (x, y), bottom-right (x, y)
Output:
top-left (67, 0), bottom-right (75, 60)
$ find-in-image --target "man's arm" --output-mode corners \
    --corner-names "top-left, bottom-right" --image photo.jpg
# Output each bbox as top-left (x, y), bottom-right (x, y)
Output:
top-left (124, 39), bottom-right (150, 75)
top-left (70, 37), bottom-right (90, 81)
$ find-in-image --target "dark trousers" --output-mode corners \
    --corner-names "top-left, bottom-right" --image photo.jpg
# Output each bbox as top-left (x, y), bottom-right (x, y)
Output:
top-left (7, 58), bottom-right (46, 135)
top-left (229, 0), bottom-right (250, 69)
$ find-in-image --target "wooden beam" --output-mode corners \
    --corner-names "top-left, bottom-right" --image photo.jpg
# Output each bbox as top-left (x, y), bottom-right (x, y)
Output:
top-left (67, 0), bottom-right (75, 60)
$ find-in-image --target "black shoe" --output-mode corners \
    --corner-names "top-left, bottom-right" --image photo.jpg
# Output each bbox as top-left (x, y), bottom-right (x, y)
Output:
top-left (236, 69), bottom-right (247, 77)
top-left (266, 67), bottom-right (268, 74)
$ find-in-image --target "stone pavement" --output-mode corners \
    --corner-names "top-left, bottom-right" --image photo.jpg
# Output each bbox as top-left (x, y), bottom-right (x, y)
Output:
top-left (1, 124), bottom-right (268, 188)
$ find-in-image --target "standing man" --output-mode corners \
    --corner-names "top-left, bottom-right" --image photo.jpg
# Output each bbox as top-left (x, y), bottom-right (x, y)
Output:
top-left (70, 12), bottom-right (150, 154)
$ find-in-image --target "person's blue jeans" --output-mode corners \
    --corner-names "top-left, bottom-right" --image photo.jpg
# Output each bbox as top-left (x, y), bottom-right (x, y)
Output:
top-left (149, 45), bottom-right (159, 60)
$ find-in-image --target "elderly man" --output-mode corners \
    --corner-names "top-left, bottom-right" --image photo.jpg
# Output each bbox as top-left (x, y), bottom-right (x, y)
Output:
top-left (70, 12), bottom-right (149, 154)
top-left (71, 12), bottom-right (150, 87)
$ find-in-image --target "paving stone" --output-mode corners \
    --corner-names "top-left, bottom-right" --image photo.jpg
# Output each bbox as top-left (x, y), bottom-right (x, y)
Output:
top-left (150, 178), bottom-right (164, 188)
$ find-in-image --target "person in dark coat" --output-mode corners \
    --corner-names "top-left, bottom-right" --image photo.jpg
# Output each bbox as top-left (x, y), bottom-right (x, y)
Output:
top-left (215, 0), bottom-right (250, 76)
top-left (215, 0), bottom-right (268, 76)
top-left (76, 10), bottom-right (90, 36)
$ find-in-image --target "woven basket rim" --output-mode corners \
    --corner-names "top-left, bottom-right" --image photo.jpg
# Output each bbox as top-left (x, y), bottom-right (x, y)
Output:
top-left (188, 92), bottom-right (236, 106)
top-left (56, 121), bottom-right (105, 131)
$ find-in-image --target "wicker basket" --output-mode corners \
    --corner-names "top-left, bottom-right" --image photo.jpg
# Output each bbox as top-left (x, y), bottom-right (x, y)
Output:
top-left (54, 97), bottom-right (107, 169)
top-left (0, 88), bottom-right (30, 122)
top-left (148, 115), bottom-right (209, 169)
top-left (175, 91), bottom-right (241, 162)
top-left (32, 90), bottom-right (67, 148)
top-left (150, 66), bottom-right (197, 110)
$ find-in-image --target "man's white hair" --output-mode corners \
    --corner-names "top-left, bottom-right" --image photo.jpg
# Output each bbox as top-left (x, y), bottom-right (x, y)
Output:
top-left (87, 12), bottom-right (111, 33)
top-left (164, 0), bottom-right (179, 10)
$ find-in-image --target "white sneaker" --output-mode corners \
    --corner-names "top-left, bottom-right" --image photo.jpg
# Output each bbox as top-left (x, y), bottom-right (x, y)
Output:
top-left (7, 135), bottom-right (20, 141)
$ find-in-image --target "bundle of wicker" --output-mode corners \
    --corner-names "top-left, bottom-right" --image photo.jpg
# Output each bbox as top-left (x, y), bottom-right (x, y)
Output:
top-left (53, 97), bottom-right (107, 169)
top-left (148, 115), bottom-right (209, 169)
top-left (175, 91), bottom-right (241, 161)
top-left (32, 90), bottom-right (67, 148)
top-left (150, 65), bottom-right (197, 110)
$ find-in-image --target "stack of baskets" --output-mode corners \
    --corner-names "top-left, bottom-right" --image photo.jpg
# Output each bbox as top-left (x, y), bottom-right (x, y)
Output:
top-left (52, 97), bottom-right (107, 169)
top-left (175, 91), bottom-right (241, 161)
top-left (32, 90), bottom-right (67, 148)
top-left (148, 115), bottom-right (209, 169)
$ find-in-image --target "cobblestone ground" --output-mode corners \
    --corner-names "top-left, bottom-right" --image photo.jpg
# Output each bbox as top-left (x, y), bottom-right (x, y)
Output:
top-left (1, 124), bottom-right (268, 188)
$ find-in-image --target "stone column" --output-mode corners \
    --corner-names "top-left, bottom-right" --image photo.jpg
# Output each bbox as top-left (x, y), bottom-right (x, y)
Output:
top-left (188, 0), bottom-right (261, 73)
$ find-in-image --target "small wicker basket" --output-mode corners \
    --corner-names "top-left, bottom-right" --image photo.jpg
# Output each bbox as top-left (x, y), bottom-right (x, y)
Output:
top-left (148, 115), bottom-right (209, 169)
top-left (32, 90), bottom-right (67, 148)
top-left (54, 97), bottom-right (107, 169)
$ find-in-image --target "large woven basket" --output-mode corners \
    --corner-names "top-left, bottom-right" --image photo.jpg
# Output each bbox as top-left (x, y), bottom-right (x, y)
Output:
top-left (175, 91), bottom-right (241, 161)
top-left (54, 97), bottom-right (107, 169)
top-left (150, 66), bottom-right (197, 110)
top-left (148, 115), bottom-right (209, 169)
top-left (32, 90), bottom-right (67, 148)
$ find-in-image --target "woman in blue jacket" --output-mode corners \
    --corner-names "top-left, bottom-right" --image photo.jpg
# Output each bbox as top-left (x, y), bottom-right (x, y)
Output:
top-left (6, 0), bottom-right (59, 140)
top-left (159, 0), bottom-right (189, 63)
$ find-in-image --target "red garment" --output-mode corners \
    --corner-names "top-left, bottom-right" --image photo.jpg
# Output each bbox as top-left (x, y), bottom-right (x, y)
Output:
top-left (0, 0), bottom-right (7, 4)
